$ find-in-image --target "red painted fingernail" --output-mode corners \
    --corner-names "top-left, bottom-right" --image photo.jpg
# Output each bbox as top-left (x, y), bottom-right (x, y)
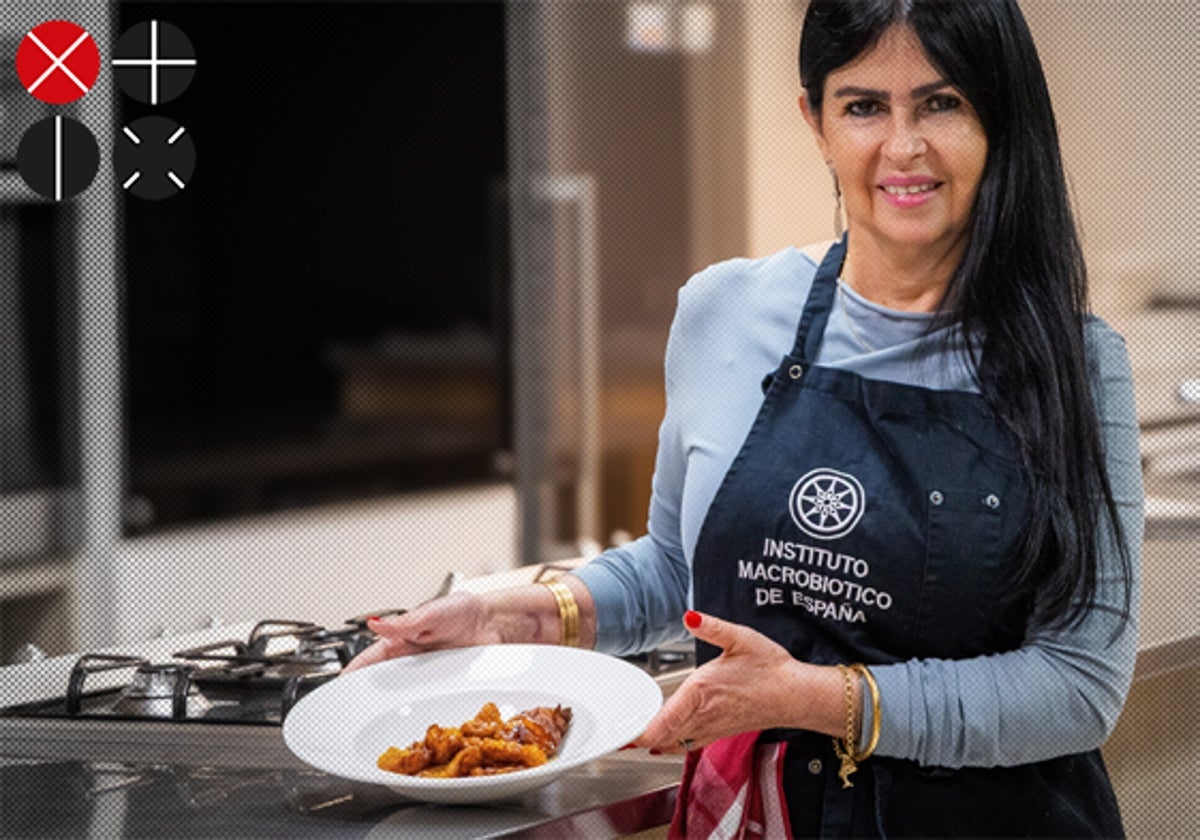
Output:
top-left (366, 616), bottom-right (380, 623)
top-left (619, 743), bottom-right (639, 751)
top-left (649, 748), bottom-right (662, 756)
top-left (684, 610), bottom-right (701, 630)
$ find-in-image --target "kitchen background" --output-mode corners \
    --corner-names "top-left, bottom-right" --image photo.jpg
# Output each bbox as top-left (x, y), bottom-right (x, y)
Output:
top-left (1, 1), bottom-right (1195, 835)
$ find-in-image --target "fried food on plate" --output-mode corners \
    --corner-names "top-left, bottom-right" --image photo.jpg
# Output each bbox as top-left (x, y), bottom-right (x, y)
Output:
top-left (377, 702), bottom-right (573, 778)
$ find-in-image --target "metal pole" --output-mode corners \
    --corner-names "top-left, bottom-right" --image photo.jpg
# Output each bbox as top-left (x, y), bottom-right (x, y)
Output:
top-left (72, 1), bottom-right (122, 649)
top-left (531, 175), bottom-right (601, 551)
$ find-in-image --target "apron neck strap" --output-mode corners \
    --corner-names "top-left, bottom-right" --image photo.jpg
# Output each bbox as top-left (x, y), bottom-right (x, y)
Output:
top-left (794, 234), bottom-right (846, 363)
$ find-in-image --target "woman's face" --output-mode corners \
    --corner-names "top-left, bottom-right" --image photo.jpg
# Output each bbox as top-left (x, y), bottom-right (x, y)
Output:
top-left (802, 25), bottom-right (988, 263)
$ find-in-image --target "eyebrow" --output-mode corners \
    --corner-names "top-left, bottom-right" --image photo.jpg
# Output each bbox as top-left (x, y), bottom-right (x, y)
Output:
top-left (831, 80), bottom-right (952, 100)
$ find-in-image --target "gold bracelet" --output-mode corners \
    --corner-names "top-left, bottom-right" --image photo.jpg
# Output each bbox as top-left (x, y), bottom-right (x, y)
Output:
top-left (831, 662), bottom-right (881, 788)
top-left (831, 664), bottom-right (860, 788)
top-left (541, 579), bottom-right (580, 648)
top-left (849, 663), bottom-right (881, 762)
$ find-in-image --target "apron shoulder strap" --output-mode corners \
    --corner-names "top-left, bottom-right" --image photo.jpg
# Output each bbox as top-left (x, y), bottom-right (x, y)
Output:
top-left (793, 234), bottom-right (846, 364)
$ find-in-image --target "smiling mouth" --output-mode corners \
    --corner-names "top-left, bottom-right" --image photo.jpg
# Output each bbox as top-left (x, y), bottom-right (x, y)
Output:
top-left (881, 183), bottom-right (939, 195)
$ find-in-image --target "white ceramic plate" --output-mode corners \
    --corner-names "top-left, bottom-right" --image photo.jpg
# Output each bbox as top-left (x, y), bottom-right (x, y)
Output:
top-left (282, 644), bottom-right (663, 804)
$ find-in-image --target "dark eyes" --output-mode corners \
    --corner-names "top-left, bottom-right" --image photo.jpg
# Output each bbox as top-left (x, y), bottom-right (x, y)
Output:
top-left (842, 93), bottom-right (963, 117)
top-left (925, 93), bottom-right (962, 112)
top-left (844, 99), bottom-right (885, 117)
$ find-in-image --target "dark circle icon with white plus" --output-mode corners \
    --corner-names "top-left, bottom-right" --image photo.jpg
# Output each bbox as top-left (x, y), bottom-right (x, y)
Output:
top-left (17, 115), bottom-right (99, 201)
top-left (112, 20), bottom-right (196, 105)
top-left (114, 116), bottom-right (196, 200)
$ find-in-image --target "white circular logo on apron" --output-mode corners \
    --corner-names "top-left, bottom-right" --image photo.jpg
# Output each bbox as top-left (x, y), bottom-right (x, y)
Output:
top-left (789, 468), bottom-right (866, 541)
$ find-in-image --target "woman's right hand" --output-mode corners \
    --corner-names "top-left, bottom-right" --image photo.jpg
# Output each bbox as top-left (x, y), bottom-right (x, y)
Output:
top-left (343, 591), bottom-right (500, 673)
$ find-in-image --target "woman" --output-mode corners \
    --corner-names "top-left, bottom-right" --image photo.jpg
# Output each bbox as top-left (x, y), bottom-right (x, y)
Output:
top-left (347, 1), bottom-right (1143, 835)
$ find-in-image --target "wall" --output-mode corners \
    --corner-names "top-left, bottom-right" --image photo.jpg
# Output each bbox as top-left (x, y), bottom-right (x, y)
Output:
top-left (1104, 665), bottom-right (1200, 838)
top-left (91, 484), bottom-right (517, 646)
top-left (1025, 0), bottom-right (1200, 313)
top-left (744, 1), bottom-right (828, 257)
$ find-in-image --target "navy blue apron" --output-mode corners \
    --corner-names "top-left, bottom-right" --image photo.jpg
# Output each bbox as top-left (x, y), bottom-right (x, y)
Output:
top-left (689, 237), bottom-right (1124, 837)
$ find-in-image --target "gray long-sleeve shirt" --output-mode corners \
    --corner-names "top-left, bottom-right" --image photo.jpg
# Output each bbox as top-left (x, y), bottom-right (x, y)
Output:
top-left (573, 245), bottom-right (1143, 769)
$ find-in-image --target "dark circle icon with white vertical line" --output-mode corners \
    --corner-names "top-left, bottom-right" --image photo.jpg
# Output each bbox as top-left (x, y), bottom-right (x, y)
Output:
top-left (15, 20), bottom-right (101, 105)
top-left (114, 116), bottom-right (196, 200)
top-left (16, 115), bottom-right (99, 201)
top-left (112, 20), bottom-right (196, 105)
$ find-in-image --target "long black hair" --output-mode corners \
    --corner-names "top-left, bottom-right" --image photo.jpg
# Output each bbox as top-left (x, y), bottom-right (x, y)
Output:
top-left (800, 0), bottom-right (1131, 632)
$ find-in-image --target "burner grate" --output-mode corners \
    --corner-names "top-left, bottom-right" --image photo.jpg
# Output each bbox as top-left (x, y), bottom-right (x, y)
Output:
top-left (3, 614), bottom-right (407, 725)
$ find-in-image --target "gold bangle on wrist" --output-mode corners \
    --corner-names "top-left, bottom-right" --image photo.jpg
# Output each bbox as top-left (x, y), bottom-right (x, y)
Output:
top-left (831, 662), bottom-right (881, 788)
top-left (541, 579), bottom-right (580, 648)
top-left (849, 662), bottom-right (881, 762)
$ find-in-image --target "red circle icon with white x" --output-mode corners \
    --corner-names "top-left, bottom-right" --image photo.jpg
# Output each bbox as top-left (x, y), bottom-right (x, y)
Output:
top-left (15, 20), bottom-right (100, 105)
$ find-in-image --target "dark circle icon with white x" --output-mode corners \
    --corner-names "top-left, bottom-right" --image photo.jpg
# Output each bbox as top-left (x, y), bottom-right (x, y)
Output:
top-left (112, 20), bottom-right (196, 105)
top-left (17, 115), bottom-right (99, 201)
top-left (114, 116), bottom-right (196, 200)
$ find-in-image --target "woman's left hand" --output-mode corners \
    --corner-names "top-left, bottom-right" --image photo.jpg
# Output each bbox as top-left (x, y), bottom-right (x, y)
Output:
top-left (634, 610), bottom-right (824, 754)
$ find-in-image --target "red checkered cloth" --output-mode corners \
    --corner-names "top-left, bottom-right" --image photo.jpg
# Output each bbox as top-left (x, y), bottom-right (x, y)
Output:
top-left (668, 732), bottom-right (792, 839)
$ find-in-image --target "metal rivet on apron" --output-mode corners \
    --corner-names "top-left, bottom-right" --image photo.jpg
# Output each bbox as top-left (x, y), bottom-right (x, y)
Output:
top-left (788, 364), bottom-right (804, 380)
top-left (985, 493), bottom-right (1001, 509)
top-left (929, 490), bottom-right (944, 506)
top-left (807, 758), bottom-right (823, 775)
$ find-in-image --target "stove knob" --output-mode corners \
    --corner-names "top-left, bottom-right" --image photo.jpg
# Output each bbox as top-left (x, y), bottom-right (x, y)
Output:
top-left (10, 643), bottom-right (47, 664)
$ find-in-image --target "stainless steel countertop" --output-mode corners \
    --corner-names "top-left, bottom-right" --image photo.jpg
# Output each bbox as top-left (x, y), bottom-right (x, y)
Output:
top-left (0, 731), bottom-right (683, 839)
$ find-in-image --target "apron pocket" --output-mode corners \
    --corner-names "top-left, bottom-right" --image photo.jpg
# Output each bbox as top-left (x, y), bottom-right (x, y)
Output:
top-left (915, 486), bottom-right (1011, 657)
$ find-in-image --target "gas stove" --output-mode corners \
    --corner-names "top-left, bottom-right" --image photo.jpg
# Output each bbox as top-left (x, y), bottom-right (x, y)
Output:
top-left (0, 615), bottom-right (401, 771)
top-left (0, 610), bottom-right (692, 838)
top-left (0, 612), bottom-right (695, 767)
top-left (4, 616), bottom-right (391, 727)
